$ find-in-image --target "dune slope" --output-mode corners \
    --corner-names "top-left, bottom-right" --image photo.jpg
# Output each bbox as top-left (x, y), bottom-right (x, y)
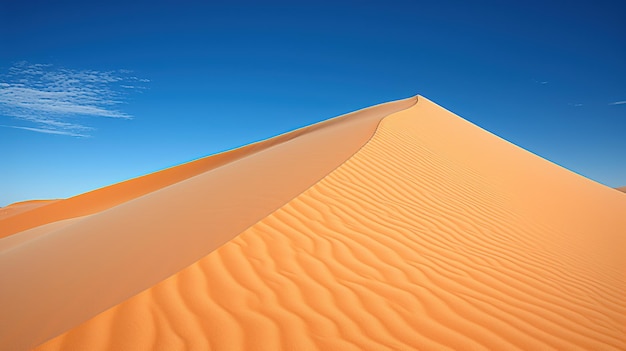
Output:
top-left (28, 96), bottom-right (626, 350)
top-left (0, 97), bottom-right (416, 351)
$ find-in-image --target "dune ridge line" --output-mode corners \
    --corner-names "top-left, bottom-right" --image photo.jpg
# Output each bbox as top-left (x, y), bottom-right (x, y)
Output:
top-left (0, 97), bottom-right (417, 239)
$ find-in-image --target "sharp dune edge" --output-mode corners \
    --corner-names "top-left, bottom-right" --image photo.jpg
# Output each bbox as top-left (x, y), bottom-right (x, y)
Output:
top-left (2, 97), bottom-right (625, 350)
top-left (0, 96), bottom-right (415, 240)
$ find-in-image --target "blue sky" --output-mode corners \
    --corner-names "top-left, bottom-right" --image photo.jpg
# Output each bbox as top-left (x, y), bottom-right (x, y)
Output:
top-left (1, 0), bottom-right (625, 206)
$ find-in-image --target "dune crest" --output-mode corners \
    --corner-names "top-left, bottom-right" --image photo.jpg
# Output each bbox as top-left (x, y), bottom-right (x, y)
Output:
top-left (4, 96), bottom-right (626, 350)
top-left (0, 97), bottom-right (415, 240)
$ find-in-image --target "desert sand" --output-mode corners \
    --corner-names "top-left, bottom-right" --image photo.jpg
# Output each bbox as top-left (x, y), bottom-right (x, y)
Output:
top-left (617, 186), bottom-right (626, 193)
top-left (1, 96), bottom-right (625, 350)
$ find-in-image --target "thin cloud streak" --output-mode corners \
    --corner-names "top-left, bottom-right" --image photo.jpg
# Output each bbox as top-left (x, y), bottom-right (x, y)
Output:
top-left (0, 61), bottom-right (146, 137)
top-left (0, 124), bottom-right (89, 137)
top-left (608, 101), bottom-right (626, 105)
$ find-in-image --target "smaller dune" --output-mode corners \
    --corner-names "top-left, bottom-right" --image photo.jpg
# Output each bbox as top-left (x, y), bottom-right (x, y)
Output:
top-left (0, 200), bottom-right (59, 221)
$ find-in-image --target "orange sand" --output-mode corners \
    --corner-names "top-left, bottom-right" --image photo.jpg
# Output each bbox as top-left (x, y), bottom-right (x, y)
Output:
top-left (2, 96), bottom-right (625, 350)
top-left (617, 186), bottom-right (626, 193)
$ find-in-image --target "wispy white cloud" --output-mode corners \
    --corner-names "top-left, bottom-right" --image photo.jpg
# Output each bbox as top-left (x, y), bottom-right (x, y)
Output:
top-left (0, 124), bottom-right (89, 137)
top-left (0, 61), bottom-right (147, 137)
top-left (608, 101), bottom-right (626, 105)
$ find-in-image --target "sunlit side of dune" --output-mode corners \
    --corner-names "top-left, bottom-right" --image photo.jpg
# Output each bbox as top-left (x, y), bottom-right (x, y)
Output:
top-left (32, 97), bottom-right (626, 350)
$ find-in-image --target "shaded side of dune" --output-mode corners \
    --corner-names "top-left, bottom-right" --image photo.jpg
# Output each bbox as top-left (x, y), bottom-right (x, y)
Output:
top-left (35, 97), bottom-right (626, 350)
top-left (0, 96), bottom-right (417, 351)
top-left (616, 186), bottom-right (626, 193)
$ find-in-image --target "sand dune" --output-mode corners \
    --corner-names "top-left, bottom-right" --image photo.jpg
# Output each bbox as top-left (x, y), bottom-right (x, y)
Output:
top-left (2, 96), bottom-right (625, 350)
top-left (617, 186), bottom-right (626, 193)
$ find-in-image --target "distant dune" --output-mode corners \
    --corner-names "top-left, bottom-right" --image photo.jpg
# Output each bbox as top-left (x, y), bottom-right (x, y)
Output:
top-left (0, 200), bottom-right (59, 221)
top-left (617, 186), bottom-right (626, 193)
top-left (1, 96), bottom-right (624, 350)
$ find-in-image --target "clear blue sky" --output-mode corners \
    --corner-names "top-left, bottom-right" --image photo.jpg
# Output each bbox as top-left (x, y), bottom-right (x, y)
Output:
top-left (1, 0), bottom-right (625, 206)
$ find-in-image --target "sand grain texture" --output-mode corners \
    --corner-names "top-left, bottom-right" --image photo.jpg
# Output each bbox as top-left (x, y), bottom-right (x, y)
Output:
top-left (2, 96), bottom-right (625, 350)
